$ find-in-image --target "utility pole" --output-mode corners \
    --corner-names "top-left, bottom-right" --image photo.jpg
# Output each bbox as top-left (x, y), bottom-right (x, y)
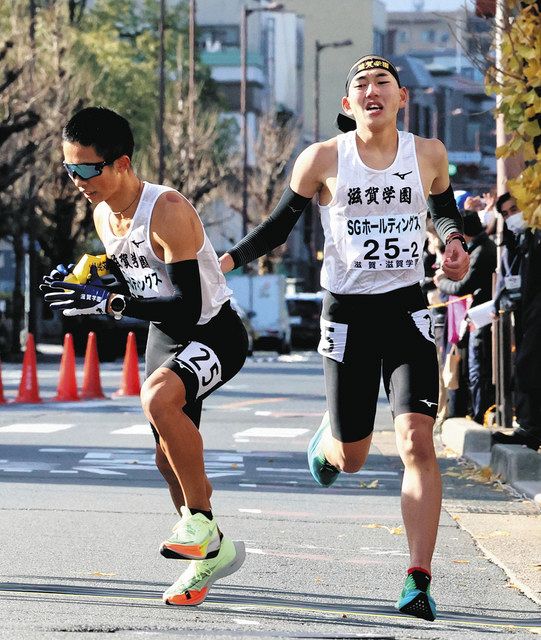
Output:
top-left (158, 0), bottom-right (166, 183)
top-left (240, 5), bottom-right (249, 240)
top-left (188, 0), bottom-right (196, 196)
top-left (27, 0), bottom-right (37, 342)
top-left (311, 39), bottom-right (351, 290)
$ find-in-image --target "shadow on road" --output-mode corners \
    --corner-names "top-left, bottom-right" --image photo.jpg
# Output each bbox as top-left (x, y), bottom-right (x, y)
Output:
top-left (1, 578), bottom-right (540, 633)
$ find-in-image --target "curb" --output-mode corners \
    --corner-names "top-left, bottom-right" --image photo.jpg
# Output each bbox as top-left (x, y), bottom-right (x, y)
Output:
top-left (440, 417), bottom-right (541, 507)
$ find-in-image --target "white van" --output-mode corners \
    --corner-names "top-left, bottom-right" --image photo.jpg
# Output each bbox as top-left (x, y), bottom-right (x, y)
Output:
top-left (227, 274), bottom-right (291, 354)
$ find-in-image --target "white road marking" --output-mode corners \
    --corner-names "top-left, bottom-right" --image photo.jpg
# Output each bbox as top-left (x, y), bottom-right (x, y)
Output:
top-left (214, 454), bottom-right (243, 462)
top-left (0, 424), bottom-right (73, 433)
top-left (72, 467), bottom-right (126, 476)
top-left (0, 462), bottom-right (57, 472)
top-left (233, 427), bottom-right (309, 438)
top-left (256, 467), bottom-right (398, 476)
top-left (84, 452), bottom-right (113, 459)
top-left (111, 425), bottom-right (151, 435)
top-left (238, 508), bottom-right (262, 514)
top-left (256, 467), bottom-right (311, 473)
top-left (207, 472), bottom-right (244, 479)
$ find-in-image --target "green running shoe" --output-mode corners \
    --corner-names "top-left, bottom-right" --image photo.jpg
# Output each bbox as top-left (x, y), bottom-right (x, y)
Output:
top-left (396, 571), bottom-right (437, 621)
top-left (163, 537), bottom-right (246, 606)
top-left (160, 506), bottom-right (221, 560)
top-left (307, 411), bottom-right (340, 487)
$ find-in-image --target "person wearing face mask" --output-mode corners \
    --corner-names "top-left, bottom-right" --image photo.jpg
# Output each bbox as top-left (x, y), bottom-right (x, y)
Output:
top-left (492, 193), bottom-right (541, 451)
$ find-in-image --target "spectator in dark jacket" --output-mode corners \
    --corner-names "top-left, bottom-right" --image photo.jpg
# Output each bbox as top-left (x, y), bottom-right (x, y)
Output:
top-left (434, 211), bottom-right (497, 424)
top-left (492, 194), bottom-right (541, 450)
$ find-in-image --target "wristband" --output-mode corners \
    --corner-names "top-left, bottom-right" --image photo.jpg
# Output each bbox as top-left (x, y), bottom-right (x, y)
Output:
top-left (446, 232), bottom-right (468, 253)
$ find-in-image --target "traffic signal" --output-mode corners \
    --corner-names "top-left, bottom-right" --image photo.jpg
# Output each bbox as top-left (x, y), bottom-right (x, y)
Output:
top-left (475, 0), bottom-right (495, 17)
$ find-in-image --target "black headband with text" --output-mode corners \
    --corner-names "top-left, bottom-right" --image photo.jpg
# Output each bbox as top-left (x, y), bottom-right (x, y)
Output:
top-left (345, 56), bottom-right (402, 93)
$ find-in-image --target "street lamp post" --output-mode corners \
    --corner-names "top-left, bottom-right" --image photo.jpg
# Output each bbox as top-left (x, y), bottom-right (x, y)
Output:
top-left (313, 39), bottom-right (352, 142)
top-left (240, 3), bottom-right (283, 240)
top-left (310, 39), bottom-right (351, 289)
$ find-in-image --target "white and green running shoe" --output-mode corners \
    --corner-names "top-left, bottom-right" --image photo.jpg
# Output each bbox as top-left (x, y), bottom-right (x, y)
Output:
top-left (163, 537), bottom-right (246, 606)
top-left (160, 506), bottom-right (221, 560)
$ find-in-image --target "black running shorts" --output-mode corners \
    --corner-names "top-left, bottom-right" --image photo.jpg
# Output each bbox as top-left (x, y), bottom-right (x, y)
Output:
top-left (145, 300), bottom-right (248, 440)
top-left (319, 285), bottom-right (439, 443)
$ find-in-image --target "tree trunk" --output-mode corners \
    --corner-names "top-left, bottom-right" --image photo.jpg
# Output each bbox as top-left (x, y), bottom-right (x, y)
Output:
top-left (10, 235), bottom-right (25, 356)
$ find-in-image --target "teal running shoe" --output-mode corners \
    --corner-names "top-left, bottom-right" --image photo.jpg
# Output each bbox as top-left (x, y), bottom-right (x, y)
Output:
top-left (396, 570), bottom-right (437, 621)
top-left (307, 411), bottom-right (340, 487)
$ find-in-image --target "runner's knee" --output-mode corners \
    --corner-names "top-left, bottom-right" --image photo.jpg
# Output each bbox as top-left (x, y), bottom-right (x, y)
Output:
top-left (141, 371), bottom-right (186, 424)
top-left (395, 414), bottom-right (435, 463)
top-left (331, 439), bottom-right (371, 473)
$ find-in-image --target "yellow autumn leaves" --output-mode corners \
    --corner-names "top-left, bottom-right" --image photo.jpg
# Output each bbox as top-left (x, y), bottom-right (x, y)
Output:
top-left (486, 0), bottom-right (541, 229)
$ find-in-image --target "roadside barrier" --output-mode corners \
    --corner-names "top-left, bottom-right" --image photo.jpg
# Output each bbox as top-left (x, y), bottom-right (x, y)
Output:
top-left (14, 333), bottom-right (42, 403)
top-left (113, 332), bottom-right (141, 397)
top-left (80, 332), bottom-right (105, 399)
top-left (53, 333), bottom-right (79, 402)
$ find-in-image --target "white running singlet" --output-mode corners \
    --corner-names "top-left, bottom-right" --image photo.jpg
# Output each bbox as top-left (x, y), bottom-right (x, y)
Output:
top-left (319, 130), bottom-right (427, 295)
top-left (99, 181), bottom-right (231, 325)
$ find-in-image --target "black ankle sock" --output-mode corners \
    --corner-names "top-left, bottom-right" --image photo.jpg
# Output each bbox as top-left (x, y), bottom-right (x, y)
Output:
top-left (189, 508), bottom-right (213, 521)
top-left (408, 567), bottom-right (431, 592)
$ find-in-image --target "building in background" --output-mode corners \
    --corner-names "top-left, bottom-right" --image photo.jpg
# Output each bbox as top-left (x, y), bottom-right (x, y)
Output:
top-left (196, 1), bottom-right (303, 261)
top-left (197, 0), bottom-right (387, 289)
top-left (386, 6), bottom-right (496, 187)
top-left (281, 0), bottom-right (386, 287)
top-left (284, 0), bottom-right (386, 143)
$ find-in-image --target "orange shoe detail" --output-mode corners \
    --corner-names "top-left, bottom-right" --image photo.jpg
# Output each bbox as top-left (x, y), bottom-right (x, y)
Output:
top-left (162, 542), bottom-right (207, 559)
top-left (166, 587), bottom-right (208, 606)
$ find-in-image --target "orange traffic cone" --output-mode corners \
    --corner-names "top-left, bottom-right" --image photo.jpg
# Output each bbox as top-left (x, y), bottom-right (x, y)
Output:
top-left (15, 333), bottom-right (42, 403)
top-left (113, 332), bottom-right (141, 397)
top-left (81, 332), bottom-right (105, 399)
top-left (0, 358), bottom-right (5, 404)
top-left (54, 333), bottom-right (79, 402)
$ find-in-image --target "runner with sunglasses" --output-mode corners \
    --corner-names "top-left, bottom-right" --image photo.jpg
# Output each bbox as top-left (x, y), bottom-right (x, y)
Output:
top-left (41, 106), bottom-right (248, 606)
top-left (220, 56), bottom-right (469, 621)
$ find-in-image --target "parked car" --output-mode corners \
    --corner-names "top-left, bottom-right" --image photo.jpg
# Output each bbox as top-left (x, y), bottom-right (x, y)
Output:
top-left (227, 274), bottom-right (291, 354)
top-left (286, 291), bottom-right (324, 348)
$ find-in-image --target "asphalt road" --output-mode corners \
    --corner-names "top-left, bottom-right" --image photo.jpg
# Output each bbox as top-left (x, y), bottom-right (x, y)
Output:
top-left (0, 348), bottom-right (540, 639)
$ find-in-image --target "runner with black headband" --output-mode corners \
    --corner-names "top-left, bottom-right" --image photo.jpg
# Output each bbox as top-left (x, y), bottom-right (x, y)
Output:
top-left (41, 106), bottom-right (248, 606)
top-left (220, 55), bottom-right (469, 621)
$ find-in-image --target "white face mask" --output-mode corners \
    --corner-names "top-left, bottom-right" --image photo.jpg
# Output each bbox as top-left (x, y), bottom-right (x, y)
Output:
top-left (506, 212), bottom-right (527, 235)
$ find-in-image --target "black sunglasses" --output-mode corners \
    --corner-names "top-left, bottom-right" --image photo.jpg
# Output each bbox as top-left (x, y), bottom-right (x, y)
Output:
top-left (63, 160), bottom-right (114, 180)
